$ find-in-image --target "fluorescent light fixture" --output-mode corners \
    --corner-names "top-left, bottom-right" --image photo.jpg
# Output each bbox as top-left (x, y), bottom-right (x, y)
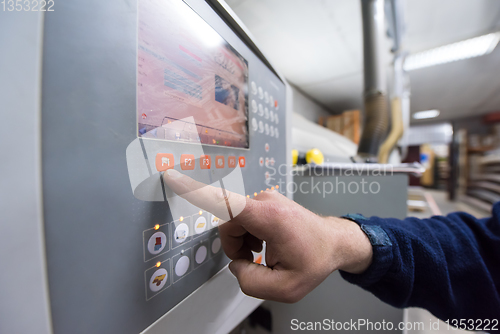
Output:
top-left (404, 32), bottom-right (500, 71)
top-left (413, 109), bottom-right (440, 120)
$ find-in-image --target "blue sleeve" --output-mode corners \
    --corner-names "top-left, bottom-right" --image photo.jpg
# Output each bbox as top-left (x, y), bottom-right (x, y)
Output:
top-left (339, 202), bottom-right (500, 321)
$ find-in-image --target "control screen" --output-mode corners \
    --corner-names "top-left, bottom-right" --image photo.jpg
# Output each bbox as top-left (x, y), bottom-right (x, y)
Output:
top-left (137, 0), bottom-right (249, 148)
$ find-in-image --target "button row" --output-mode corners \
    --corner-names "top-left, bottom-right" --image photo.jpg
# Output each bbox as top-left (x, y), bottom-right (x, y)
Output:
top-left (251, 100), bottom-right (279, 124)
top-left (251, 81), bottom-right (278, 109)
top-left (251, 119), bottom-right (279, 138)
top-left (156, 154), bottom-right (245, 171)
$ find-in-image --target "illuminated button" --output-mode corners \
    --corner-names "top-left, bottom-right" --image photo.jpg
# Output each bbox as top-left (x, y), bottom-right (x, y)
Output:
top-left (211, 237), bottom-right (222, 254)
top-left (195, 245), bottom-right (208, 264)
top-left (180, 154), bottom-right (195, 170)
top-left (228, 156), bottom-right (237, 168)
top-left (174, 223), bottom-right (190, 244)
top-left (275, 100), bottom-right (278, 109)
top-left (259, 157), bottom-right (264, 166)
top-left (155, 153), bottom-right (174, 171)
top-left (200, 155), bottom-right (211, 169)
top-left (270, 157), bottom-right (275, 166)
top-left (275, 128), bottom-right (279, 138)
top-left (265, 143), bottom-right (270, 152)
top-left (258, 87), bottom-right (263, 99)
top-left (175, 255), bottom-right (190, 277)
top-left (265, 157), bottom-right (269, 166)
top-left (264, 107), bottom-right (269, 119)
top-left (238, 156), bottom-right (246, 168)
top-left (275, 114), bottom-right (279, 124)
top-left (270, 110), bottom-right (275, 122)
top-left (270, 125), bottom-right (274, 137)
top-left (258, 104), bottom-right (264, 117)
top-left (269, 95), bottom-right (274, 106)
top-left (149, 268), bottom-right (168, 292)
top-left (194, 216), bottom-right (207, 234)
top-left (251, 81), bottom-right (257, 95)
top-left (258, 121), bottom-right (264, 133)
top-left (147, 231), bottom-right (167, 255)
top-left (251, 118), bottom-right (258, 131)
top-left (215, 155), bottom-right (225, 169)
top-left (251, 99), bottom-right (257, 113)
top-left (264, 91), bottom-right (269, 103)
top-left (265, 171), bottom-right (270, 180)
top-left (210, 214), bottom-right (220, 227)
top-left (265, 123), bottom-right (269, 135)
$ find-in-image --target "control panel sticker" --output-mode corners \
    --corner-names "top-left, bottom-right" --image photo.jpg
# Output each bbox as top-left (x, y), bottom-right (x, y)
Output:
top-left (145, 258), bottom-right (171, 300)
top-left (172, 248), bottom-right (193, 283)
top-left (172, 217), bottom-right (192, 249)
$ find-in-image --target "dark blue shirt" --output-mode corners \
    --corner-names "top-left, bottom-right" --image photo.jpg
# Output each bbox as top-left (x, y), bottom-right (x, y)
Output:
top-left (340, 201), bottom-right (500, 321)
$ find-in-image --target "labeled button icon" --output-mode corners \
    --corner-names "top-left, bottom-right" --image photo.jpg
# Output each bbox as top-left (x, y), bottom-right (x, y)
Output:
top-left (215, 156), bottom-right (225, 169)
top-left (210, 214), bottom-right (220, 228)
top-left (180, 154), bottom-right (195, 170)
top-left (194, 216), bottom-right (207, 234)
top-left (228, 156), bottom-right (236, 168)
top-left (238, 156), bottom-right (246, 168)
top-left (147, 231), bottom-right (167, 255)
top-left (174, 223), bottom-right (190, 244)
top-left (149, 268), bottom-right (168, 292)
top-left (155, 153), bottom-right (174, 171)
top-left (200, 155), bottom-right (211, 169)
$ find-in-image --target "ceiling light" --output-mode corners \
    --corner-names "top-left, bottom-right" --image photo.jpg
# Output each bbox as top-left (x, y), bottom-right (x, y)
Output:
top-left (404, 32), bottom-right (500, 71)
top-left (413, 110), bottom-right (440, 120)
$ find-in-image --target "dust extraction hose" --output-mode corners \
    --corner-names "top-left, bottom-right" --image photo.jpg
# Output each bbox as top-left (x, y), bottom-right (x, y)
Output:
top-left (357, 92), bottom-right (389, 158)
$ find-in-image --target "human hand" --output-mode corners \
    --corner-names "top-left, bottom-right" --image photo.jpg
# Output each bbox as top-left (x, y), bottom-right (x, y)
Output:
top-left (163, 169), bottom-right (372, 303)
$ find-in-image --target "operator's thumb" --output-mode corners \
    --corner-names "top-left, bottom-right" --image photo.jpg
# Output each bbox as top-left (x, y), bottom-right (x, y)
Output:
top-left (229, 259), bottom-right (281, 300)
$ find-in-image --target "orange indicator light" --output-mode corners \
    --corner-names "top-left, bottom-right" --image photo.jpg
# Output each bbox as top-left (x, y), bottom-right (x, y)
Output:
top-left (156, 261), bottom-right (161, 268)
top-left (260, 190), bottom-right (264, 193)
top-left (179, 216), bottom-right (184, 222)
top-left (254, 192), bottom-right (257, 197)
top-left (154, 224), bottom-right (160, 230)
top-left (271, 187), bottom-right (275, 190)
top-left (199, 210), bottom-right (203, 215)
top-left (276, 185), bottom-right (279, 189)
top-left (246, 195), bottom-right (250, 198)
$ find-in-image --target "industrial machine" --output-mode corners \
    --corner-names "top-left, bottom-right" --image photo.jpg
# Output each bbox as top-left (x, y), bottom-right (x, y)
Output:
top-left (0, 1), bottom-right (291, 333)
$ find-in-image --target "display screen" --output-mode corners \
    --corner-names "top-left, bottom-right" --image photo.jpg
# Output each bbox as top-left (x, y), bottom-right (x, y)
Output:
top-left (137, 0), bottom-right (249, 148)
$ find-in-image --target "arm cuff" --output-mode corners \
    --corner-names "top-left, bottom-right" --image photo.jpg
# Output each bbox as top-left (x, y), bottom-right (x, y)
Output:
top-left (339, 214), bottom-right (394, 287)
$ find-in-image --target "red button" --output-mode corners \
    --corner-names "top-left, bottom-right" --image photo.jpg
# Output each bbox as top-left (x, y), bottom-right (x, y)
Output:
top-left (200, 155), bottom-right (211, 169)
top-left (228, 156), bottom-right (236, 168)
top-left (180, 154), bottom-right (195, 170)
top-left (238, 156), bottom-right (246, 168)
top-left (155, 153), bottom-right (174, 171)
top-left (215, 156), bottom-right (225, 169)
top-left (265, 143), bottom-right (270, 152)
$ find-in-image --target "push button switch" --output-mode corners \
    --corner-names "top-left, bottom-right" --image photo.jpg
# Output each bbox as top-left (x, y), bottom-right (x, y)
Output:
top-left (200, 155), bottom-right (211, 169)
top-left (238, 156), bottom-right (246, 168)
top-left (215, 156), bottom-right (225, 169)
top-left (228, 156), bottom-right (237, 168)
top-left (155, 153), bottom-right (174, 171)
top-left (180, 154), bottom-right (195, 170)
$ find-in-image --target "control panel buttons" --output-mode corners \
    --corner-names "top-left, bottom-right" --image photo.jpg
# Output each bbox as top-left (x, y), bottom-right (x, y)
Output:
top-left (270, 125), bottom-right (274, 137)
top-left (211, 237), bottom-right (222, 255)
top-left (251, 118), bottom-right (258, 131)
top-left (265, 157), bottom-right (269, 166)
top-left (258, 120), bottom-right (264, 133)
top-left (228, 156), bottom-right (237, 168)
top-left (264, 91), bottom-right (269, 103)
top-left (275, 128), bottom-right (279, 138)
top-left (147, 231), bottom-right (167, 255)
top-left (210, 214), bottom-right (220, 227)
top-left (275, 100), bottom-right (279, 109)
top-left (215, 156), bottom-right (225, 169)
top-left (275, 114), bottom-right (279, 124)
top-left (265, 123), bottom-right (269, 135)
top-left (264, 107), bottom-right (269, 119)
top-left (251, 81), bottom-right (257, 95)
top-left (180, 154), bottom-right (195, 170)
top-left (238, 156), bottom-right (246, 168)
top-left (195, 245), bottom-right (208, 265)
top-left (259, 157), bottom-right (264, 166)
top-left (258, 87), bottom-right (263, 99)
top-left (200, 155), bottom-right (211, 169)
top-left (251, 99), bottom-right (257, 113)
top-left (155, 153), bottom-right (174, 171)
top-left (149, 267), bottom-right (169, 292)
top-left (265, 143), bottom-right (270, 152)
top-left (258, 103), bottom-right (264, 117)
top-left (194, 216), bottom-right (207, 234)
top-left (270, 95), bottom-right (274, 107)
top-left (270, 110), bottom-right (274, 122)
top-left (175, 255), bottom-right (190, 277)
top-left (174, 223), bottom-right (190, 244)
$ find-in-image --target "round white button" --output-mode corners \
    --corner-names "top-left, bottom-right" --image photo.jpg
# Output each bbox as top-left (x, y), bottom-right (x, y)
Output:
top-left (259, 157), bottom-right (264, 166)
top-left (147, 231), bottom-right (167, 255)
top-left (211, 237), bottom-right (222, 254)
top-left (251, 100), bottom-right (257, 113)
top-left (270, 125), bottom-right (274, 137)
top-left (275, 114), bottom-right (279, 124)
top-left (149, 268), bottom-right (168, 292)
top-left (264, 91), bottom-right (269, 104)
top-left (210, 214), bottom-right (220, 227)
top-left (252, 118), bottom-right (258, 131)
top-left (194, 216), bottom-right (207, 234)
top-left (258, 121), bottom-right (264, 133)
top-left (265, 143), bottom-right (270, 152)
top-left (270, 110), bottom-right (274, 122)
top-left (258, 87), bottom-right (263, 99)
top-left (275, 128), bottom-right (279, 138)
top-left (195, 246), bottom-right (208, 264)
top-left (269, 95), bottom-right (274, 106)
top-left (258, 104), bottom-right (264, 117)
top-left (175, 255), bottom-right (190, 277)
top-left (264, 108), bottom-right (269, 119)
top-left (251, 81), bottom-right (257, 95)
top-left (265, 123), bottom-right (269, 135)
top-left (174, 223), bottom-right (190, 244)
